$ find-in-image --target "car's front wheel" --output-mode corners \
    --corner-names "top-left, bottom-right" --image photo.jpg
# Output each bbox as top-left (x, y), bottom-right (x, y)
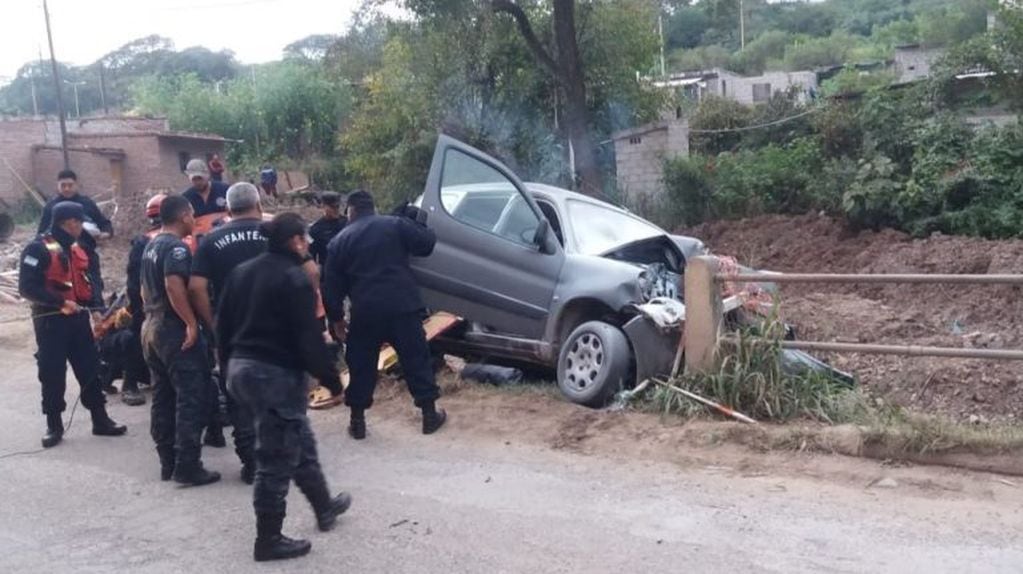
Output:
top-left (557, 321), bottom-right (632, 407)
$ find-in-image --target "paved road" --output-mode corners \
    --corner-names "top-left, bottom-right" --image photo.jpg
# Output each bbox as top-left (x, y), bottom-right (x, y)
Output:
top-left (0, 342), bottom-right (1021, 573)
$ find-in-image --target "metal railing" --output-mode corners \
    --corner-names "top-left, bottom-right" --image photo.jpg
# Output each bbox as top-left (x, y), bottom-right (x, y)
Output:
top-left (683, 256), bottom-right (1023, 373)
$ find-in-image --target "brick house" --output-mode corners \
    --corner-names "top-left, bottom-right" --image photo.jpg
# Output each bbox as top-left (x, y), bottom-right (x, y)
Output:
top-left (611, 117), bottom-right (690, 203)
top-left (0, 116), bottom-right (228, 209)
top-left (653, 68), bottom-right (819, 106)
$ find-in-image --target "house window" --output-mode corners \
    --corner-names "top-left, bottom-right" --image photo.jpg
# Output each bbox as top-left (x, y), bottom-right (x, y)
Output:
top-left (629, 137), bottom-right (642, 145)
top-left (752, 82), bottom-right (772, 103)
top-left (178, 152), bottom-right (191, 172)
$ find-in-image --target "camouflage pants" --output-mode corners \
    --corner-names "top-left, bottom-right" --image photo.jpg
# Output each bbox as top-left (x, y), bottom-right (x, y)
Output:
top-left (142, 317), bottom-right (211, 472)
top-left (227, 358), bottom-right (332, 517)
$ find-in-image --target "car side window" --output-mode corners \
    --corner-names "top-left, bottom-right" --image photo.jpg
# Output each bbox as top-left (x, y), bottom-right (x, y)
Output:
top-left (441, 149), bottom-right (540, 247)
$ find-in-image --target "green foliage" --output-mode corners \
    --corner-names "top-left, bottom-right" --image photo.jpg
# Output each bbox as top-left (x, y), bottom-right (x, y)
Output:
top-left (652, 314), bottom-right (858, 423)
top-left (130, 61), bottom-right (352, 188)
top-left (688, 96), bottom-right (753, 155)
top-left (820, 67), bottom-right (895, 97)
top-left (782, 32), bottom-right (864, 71)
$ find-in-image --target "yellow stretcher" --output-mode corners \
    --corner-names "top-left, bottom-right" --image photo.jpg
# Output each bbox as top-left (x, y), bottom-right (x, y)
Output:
top-left (308, 312), bottom-right (461, 410)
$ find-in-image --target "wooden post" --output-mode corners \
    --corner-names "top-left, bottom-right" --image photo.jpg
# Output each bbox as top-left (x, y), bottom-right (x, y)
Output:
top-left (684, 255), bottom-right (723, 374)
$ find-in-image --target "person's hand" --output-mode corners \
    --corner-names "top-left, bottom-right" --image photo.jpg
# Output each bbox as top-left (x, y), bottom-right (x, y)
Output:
top-left (60, 301), bottom-right (80, 315)
top-left (90, 311), bottom-right (103, 325)
top-left (332, 320), bottom-right (348, 344)
top-left (182, 323), bottom-right (199, 351)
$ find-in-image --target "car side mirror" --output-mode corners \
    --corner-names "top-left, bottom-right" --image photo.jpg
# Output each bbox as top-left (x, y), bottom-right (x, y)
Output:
top-left (532, 219), bottom-right (555, 255)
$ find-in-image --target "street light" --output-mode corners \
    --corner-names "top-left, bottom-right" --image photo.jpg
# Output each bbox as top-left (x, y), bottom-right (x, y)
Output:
top-left (63, 79), bottom-right (86, 118)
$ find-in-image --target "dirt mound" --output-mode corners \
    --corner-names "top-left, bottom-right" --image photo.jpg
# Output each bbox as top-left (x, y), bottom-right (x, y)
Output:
top-left (687, 214), bottom-right (1023, 423)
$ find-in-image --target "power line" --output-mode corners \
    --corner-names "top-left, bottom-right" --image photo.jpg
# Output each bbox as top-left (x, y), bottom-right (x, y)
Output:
top-left (687, 106), bottom-right (820, 135)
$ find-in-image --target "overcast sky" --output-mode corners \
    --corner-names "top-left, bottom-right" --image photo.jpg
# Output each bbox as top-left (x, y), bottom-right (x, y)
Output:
top-left (0, 0), bottom-right (367, 82)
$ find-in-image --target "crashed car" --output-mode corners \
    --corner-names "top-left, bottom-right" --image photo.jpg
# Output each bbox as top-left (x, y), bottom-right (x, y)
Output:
top-left (411, 136), bottom-right (841, 407)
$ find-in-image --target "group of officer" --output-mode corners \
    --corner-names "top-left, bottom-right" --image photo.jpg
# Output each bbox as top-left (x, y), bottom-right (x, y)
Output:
top-left (18, 160), bottom-right (448, 562)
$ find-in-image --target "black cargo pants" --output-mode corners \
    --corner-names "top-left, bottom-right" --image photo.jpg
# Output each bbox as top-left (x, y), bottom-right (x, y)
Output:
top-left (142, 316), bottom-right (211, 472)
top-left (32, 312), bottom-right (105, 415)
top-left (227, 358), bottom-right (333, 517)
top-left (344, 310), bottom-right (440, 410)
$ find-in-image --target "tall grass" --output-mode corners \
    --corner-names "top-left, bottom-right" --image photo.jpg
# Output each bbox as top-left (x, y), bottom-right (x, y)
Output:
top-left (651, 315), bottom-right (865, 423)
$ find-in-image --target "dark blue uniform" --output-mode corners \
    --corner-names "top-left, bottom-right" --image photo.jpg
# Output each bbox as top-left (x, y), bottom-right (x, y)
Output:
top-left (18, 227), bottom-right (106, 417)
top-left (192, 217), bottom-right (267, 475)
top-left (322, 213), bottom-right (439, 410)
top-left (182, 181), bottom-right (230, 217)
top-left (218, 250), bottom-right (344, 529)
top-left (141, 232), bottom-right (213, 480)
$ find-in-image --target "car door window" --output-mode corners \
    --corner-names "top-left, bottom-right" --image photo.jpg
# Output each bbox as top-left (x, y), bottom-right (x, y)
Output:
top-left (442, 148), bottom-right (540, 247)
top-left (537, 200), bottom-right (565, 246)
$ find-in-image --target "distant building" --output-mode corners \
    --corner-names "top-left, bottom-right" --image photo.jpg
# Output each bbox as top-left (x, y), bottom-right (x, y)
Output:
top-left (653, 68), bottom-right (818, 105)
top-left (893, 44), bottom-right (945, 84)
top-left (611, 117), bottom-right (690, 202)
top-left (0, 116), bottom-right (229, 207)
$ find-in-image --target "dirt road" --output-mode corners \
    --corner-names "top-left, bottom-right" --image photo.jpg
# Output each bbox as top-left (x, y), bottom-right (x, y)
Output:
top-left (0, 318), bottom-right (1021, 573)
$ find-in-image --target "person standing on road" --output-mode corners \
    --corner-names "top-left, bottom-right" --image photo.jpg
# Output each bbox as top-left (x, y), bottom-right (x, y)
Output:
top-left (322, 190), bottom-right (446, 439)
top-left (218, 212), bottom-right (352, 562)
top-left (119, 194), bottom-right (169, 407)
top-left (141, 195), bottom-right (220, 486)
top-left (308, 191), bottom-right (347, 266)
top-left (18, 201), bottom-right (127, 448)
top-left (182, 158), bottom-right (229, 217)
top-left (38, 169), bottom-right (113, 345)
top-left (189, 182), bottom-right (267, 484)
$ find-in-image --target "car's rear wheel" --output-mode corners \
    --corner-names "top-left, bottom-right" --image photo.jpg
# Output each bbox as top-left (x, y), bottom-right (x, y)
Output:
top-left (557, 321), bottom-right (632, 407)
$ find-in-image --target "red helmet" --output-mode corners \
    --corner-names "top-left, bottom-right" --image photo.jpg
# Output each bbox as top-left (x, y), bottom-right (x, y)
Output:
top-left (145, 194), bottom-right (167, 220)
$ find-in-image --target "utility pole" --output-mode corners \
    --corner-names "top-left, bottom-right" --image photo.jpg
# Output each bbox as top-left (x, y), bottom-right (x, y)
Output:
top-left (739, 0), bottom-right (746, 50)
top-left (43, 0), bottom-right (70, 170)
top-left (98, 62), bottom-right (108, 115)
top-left (658, 12), bottom-right (666, 77)
top-left (64, 80), bottom-right (85, 118)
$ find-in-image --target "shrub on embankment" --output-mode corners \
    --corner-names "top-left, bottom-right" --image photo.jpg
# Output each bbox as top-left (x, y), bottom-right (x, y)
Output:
top-left (662, 90), bottom-right (1023, 239)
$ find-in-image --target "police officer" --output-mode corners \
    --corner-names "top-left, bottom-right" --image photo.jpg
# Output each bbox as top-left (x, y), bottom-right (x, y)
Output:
top-left (308, 191), bottom-right (347, 266)
top-left (18, 201), bottom-right (127, 448)
top-left (322, 190), bottom-right (446, 439)
top-left (141, 195), bottom-right (219, 486)
top-left (218, 213), bottom-right (351, 562)
top-left (189, 182), bottom-right (266, 484)
top-left (182, 158), bottom-right (229, 217)
top-left (121, 194), bottom-right (168, 407)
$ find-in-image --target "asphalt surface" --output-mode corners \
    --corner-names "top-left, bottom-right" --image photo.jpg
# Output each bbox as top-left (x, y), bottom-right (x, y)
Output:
top-left (0, 341), bottom-right (1021, 573)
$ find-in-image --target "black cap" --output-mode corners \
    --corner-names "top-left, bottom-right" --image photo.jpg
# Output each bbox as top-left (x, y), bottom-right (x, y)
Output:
top-left (347, 189), bottom-right (374, 212)
top-left (321, 191), bottom-right (342, 207)
top-left (51, 201), bottom-right (85, 228)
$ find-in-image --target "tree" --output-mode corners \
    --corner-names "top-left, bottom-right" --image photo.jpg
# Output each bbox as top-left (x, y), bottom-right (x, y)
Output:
top-left (284, 34), bottom-right (340, 61)
top-left (490, 0), bottom-right (604, 194)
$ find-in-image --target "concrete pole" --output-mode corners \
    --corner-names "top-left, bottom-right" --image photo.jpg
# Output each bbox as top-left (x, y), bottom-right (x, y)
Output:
top-left (43, 0), bottom-right (70, 170)
top-left (684, 255), bottom-right (723, 374)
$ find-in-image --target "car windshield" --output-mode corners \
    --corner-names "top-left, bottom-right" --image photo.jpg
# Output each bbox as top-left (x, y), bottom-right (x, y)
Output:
top-left (567, 199), bottom-right (663, 255)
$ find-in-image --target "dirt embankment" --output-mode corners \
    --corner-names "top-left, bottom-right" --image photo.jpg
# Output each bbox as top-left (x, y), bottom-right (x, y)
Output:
top-left (687, 214), bottom-right (1023, 423)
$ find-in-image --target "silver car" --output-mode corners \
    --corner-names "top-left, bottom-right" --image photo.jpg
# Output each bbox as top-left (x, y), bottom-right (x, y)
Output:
top-left (407, 135), bottom-right (719, 406)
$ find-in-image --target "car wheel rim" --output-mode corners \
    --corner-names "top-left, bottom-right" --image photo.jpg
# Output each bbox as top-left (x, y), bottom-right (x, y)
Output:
top-left (564, 333), bottom-right (605, 393)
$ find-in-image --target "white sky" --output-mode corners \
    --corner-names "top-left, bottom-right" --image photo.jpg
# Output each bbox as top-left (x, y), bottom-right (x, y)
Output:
top-left (0, 0), bottom-right (366, 82)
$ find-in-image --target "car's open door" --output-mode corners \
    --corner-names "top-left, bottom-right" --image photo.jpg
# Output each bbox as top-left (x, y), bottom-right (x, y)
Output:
top-left (410, 135), bottom-right (565, 339)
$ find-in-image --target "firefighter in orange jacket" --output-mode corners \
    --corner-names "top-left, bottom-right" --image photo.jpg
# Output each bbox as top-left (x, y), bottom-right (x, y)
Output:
top-left (18, 201), bottom-right (127, 448)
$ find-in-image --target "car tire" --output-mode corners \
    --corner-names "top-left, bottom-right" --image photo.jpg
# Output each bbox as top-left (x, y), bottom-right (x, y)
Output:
top-left (557, 321), bottom-right (632, 408)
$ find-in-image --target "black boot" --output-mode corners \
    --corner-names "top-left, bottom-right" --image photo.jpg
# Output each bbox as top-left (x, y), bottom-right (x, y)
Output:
top-left (240, 463), bottom-right (255, 485)
top-left (315, 492), bottom-right (353, 532)
top-left (348, 408), bottom-right (366, 440)
top-left (254, 513), bottom-right (311, 562)
top-left (173, 463), bottom-right (222, 487)
top-left (421, 403), bottom-right (447, 435)
top-left (203, 424), bottom-right (226, 448)
top-left (91, 405), bottom-right (127, 437)
top-left (121, 383), bottom-right (145, 406)
top-left (157, 446), bottom-right (176, 481)
top-left (41, 413), bottom-right (64, 449)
